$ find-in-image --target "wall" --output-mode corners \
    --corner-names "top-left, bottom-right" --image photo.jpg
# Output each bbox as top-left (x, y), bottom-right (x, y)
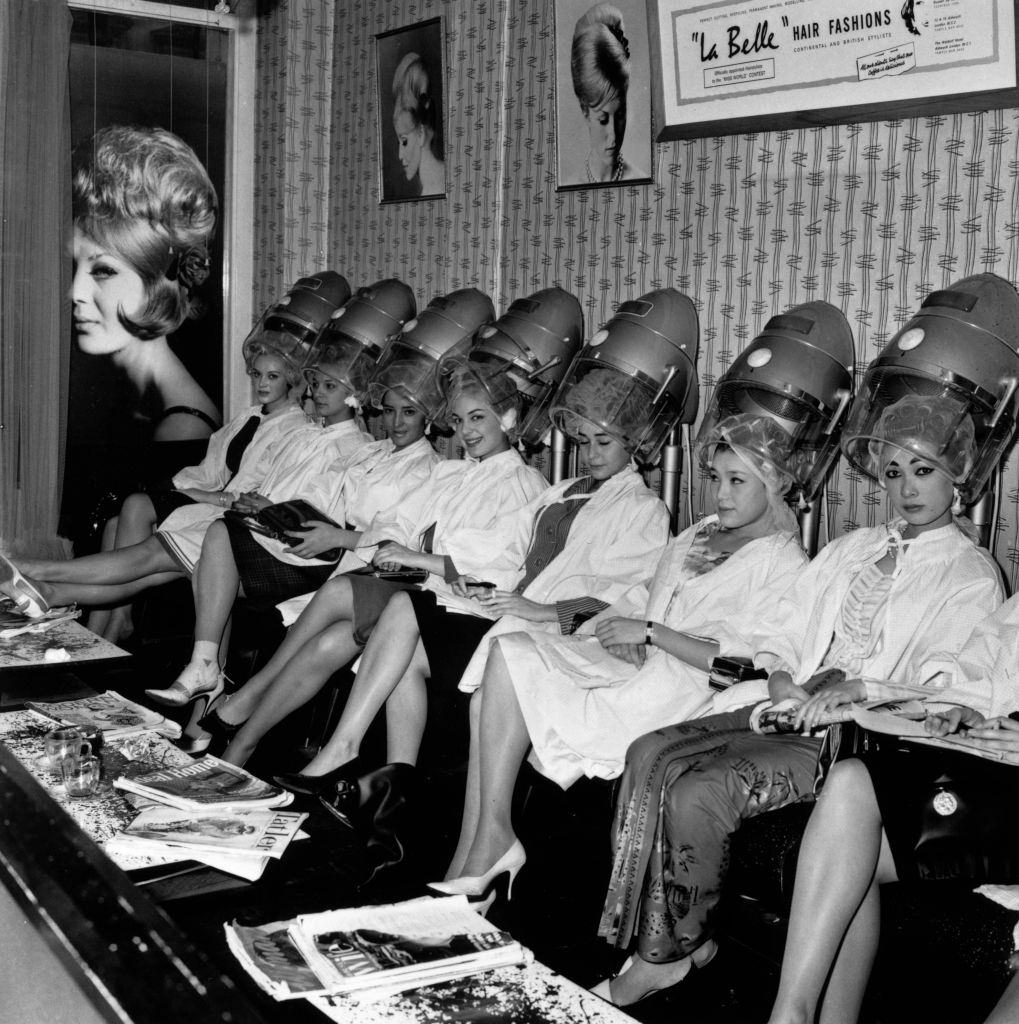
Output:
top-left (253, 0), bottom-right (1019, 589)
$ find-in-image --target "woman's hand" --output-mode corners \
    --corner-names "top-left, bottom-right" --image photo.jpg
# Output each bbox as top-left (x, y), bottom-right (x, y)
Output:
top-left (372, 541), bottom-right (419, 571)
top-left (475, 591), bottom-right (557, 622)
top-left (793, 677), bottom-right (867, 733)
top-left (956, 716), bottom-right (1019, 759)
top-left (925, 706), bottom-right (986, 737)
top-left (594, 617), bottom-right (647, 650)
top-left (768, 671), bottom-right (809, 706)
top-left (284, 522), bottom-right (345, 559)
top-left (233, 491), bottom-right (271, 514)
top-left (605, 643), bottom-right (647, 668)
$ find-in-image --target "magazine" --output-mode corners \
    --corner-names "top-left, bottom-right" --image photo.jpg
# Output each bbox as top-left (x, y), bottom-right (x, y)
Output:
top-left (107, 834), bottom-right (272, 881)
top-left (226, 920), bottom-right (333, 999)
top-left (113, 754), bottom-right (292, 810)
top-left (227, 499), bottom-right (343, 560)
top-left (227, 897), bottom-right (528, 1002)
top-left (290, 896), bottom-right (527, 997)
top-left (117, 805), bottom-right (306, 860)
top-left (753, 698), bottom-right (927, 735)
top-left (27, 692), bottom-right (181, 741)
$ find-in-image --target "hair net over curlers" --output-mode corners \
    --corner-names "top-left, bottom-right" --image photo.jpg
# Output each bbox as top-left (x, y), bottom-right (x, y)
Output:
top-left (858, 394), bottom-right (976, 483)
top-left (696, 413), bottom-right (800, 534)
top-left (304, 336), bottom-right (377, 400)
top-left (439, 359), bottom-right (523, 440)
top-left (554, 366), bottom-right (648, 448)
top-left (366, 357), bottom-right (442, 420)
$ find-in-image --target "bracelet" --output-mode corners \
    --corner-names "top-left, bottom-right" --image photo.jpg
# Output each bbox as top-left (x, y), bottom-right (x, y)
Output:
top-left (220, 493), bottom-right (229, 507)
top-left (644, 621), bottom-right (655, 646)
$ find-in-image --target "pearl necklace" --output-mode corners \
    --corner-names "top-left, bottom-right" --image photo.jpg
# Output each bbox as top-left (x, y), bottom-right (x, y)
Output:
top-left (585, 151), bottom-right (624, 183)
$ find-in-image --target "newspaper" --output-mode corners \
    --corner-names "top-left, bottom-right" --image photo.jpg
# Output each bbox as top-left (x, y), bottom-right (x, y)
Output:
top-left (113, 754), bottom-right (292, 810)
top-left (27, 692), bottom-right (181, 741)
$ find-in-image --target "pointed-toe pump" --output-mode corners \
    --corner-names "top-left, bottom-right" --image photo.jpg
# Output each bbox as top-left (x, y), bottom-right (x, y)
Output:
top-left (0, 553), bottom-right (51, 618)
top-left (589, 939), bottom-right (718, 1007)
top-left (428, 839), bottom-right (527, 911)
top-left (273, 757), bottom-right (362, 797)
top-left (146, 662), bottom-right (225, 710)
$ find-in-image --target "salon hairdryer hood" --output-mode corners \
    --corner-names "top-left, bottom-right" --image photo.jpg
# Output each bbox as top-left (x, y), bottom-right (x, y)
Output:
top-left (319, 278), bottom-right (416, 357)
top-left (549, 288), bottom-right (699, 460)
top-left (368, 287), bottom-right (496, 422)
top-left (462, 287), bottom-right (583, 447)
top-left (243, 271), bottom-right (351, 363)
top-left (701, 301), bottom-right (856, 501)
top-left (843, 273), bottom-right (1019, 501)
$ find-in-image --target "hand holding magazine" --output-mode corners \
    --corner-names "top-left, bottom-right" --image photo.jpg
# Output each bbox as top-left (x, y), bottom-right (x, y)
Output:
top-left (226, 499), bottom-right (344, 561)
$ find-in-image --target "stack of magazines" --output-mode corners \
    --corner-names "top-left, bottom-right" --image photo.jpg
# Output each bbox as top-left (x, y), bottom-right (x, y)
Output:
top-left (107, 755), bottom-right (305, 880)
top-left (27, 691), bottom-right (182, 741)
top-left (226, 896), bottom-right (528, 1008)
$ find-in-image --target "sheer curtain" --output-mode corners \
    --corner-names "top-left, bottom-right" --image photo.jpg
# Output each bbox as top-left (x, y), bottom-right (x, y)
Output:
top-left (0, 0), bottom-right (72, 556)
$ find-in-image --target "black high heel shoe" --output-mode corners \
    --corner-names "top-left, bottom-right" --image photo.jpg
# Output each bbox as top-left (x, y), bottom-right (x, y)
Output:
top-left (196, 704), bottom-right (244, 744)
top-left (273, 757), bottom-right (362, 797)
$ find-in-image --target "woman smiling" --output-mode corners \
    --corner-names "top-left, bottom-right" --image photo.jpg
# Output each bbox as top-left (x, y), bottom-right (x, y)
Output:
top-left (592, 394), bottom-right (1003, 1008)
top-left (430, 412), bottom-right (806, 912)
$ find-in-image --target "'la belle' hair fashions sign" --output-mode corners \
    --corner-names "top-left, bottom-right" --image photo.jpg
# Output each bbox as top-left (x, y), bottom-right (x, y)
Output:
top-left (649, 0), bottom-right (1019, 140)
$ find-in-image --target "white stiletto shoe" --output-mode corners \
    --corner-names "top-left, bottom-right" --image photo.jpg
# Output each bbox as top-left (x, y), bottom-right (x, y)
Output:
top-left (0, 553), bottom-right (50, 618)
top-left (428, 839), bottom-right (527, 913)
top-left (145, 661), bottom-right (225, 710)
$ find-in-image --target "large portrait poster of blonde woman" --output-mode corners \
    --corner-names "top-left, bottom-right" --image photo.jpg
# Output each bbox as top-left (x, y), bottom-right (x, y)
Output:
top-left (376, 18), bottom-right (446, 203)
top-left (554, 0), bottom-right (653, 190)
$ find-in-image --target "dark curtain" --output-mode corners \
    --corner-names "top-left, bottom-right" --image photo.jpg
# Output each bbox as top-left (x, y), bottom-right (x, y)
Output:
top-left (0, 0), bottom-right (71, 555)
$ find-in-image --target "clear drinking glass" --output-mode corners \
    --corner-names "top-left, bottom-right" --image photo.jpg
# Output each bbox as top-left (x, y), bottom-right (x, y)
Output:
top-left (44, 727), bottom-right (90, 771)
top-left (61, 754), bottom-right (102, 798)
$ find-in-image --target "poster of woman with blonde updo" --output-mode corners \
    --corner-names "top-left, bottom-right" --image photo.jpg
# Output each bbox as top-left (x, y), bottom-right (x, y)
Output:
top-left (376, 18), bottom-right (446, 202)
top-left (555, 0), bottom-right (653, 189)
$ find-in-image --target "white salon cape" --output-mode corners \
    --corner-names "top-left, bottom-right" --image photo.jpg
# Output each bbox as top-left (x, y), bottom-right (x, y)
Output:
top-left (455, 467), bottom-right (670, 690)
top-left (276, 447), bottom-right (547, 625)
top-left (251, 435), bottom-right (441, 568)
top-left (171, 402), bottom-right (306, 494)
top-left (491, 517), bottom-right (807, 788)
top-left (883, 576), bottom-right (1019, 719)
top-left (158, 415), bottom-right (370, 573)
top-left (712, 520), bottom-right (1005, 716)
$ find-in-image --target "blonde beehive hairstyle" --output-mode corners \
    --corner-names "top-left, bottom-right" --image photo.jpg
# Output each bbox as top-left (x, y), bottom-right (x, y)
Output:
top-left (72, 125), bottom-right (218, 340)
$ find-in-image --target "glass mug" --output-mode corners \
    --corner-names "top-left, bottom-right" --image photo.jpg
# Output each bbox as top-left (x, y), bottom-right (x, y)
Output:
top-left (44, 727), bottom-right (91, 771)
top-left (61, 754), bottom-right (102, 798)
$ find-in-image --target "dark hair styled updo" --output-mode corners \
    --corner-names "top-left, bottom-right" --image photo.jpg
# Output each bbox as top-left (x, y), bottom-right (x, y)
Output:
top-left (72, 125), bottom-right (218, 341)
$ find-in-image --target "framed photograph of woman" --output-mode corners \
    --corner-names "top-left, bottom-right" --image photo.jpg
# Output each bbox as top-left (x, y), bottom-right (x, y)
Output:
top-left (375, 18), bottom-right (446, 203)
top-left (554, 0), bottom-right (653, 190)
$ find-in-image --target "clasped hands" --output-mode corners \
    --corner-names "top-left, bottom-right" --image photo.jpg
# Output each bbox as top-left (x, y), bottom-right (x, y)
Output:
top-left (594, 616), bottom-right (648, 668)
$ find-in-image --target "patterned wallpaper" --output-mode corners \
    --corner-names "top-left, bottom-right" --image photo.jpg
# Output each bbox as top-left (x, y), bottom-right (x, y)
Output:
top-left (253, 0), bottom-right (1019, 589)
